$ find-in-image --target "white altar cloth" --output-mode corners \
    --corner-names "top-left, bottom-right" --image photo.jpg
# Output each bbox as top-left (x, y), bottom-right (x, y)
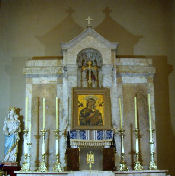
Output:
top-left (68, 171), bottom-right (114, 176)
top-left (15, 171), bottom-right (114, 176)
top-left (15, 170), bottom-right (168, 176)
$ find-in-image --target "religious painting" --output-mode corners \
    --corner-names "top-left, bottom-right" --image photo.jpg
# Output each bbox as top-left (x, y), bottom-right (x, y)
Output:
top-left (72, 88), bottom-right (112, 130)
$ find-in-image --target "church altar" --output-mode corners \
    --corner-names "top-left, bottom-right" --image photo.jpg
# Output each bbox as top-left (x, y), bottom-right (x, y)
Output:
top-left (12, 18), bottom-right (169, 176)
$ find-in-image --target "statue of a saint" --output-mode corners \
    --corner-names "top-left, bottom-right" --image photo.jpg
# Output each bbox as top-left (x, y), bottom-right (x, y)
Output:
top-left (3, 107), bottom-right (21, 163)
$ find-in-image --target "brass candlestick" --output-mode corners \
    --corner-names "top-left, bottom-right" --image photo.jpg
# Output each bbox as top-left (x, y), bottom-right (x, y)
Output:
top-left (38, 129), bottom-right (48, 172)
top-left (53, 129), bottom-right (63, 172)
top-left (134, 129), bottom-right (143, 171)
top-left (149, 129), bottom-right (157, 170)
top-left (21, 129), bottom-right (31, 171)
top-left (118, 129), bottom-right (128, 171)
top-left (87, 151), bottom-right (94, 170)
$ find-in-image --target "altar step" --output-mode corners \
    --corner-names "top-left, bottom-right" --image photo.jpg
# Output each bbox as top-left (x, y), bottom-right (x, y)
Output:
top-left (15, 170), bottom-right (168, 176)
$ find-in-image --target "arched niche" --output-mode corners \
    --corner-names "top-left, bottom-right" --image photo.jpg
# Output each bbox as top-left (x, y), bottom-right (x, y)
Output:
top-left (77, 48), bottom-right (103, 87)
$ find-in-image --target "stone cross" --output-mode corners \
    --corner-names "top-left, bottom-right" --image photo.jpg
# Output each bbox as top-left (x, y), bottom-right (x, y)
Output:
top-left (85, 16), bottom-right (93, 27)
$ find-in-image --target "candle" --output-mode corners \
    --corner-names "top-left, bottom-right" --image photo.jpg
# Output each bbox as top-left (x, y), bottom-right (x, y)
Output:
top-left (119, 98), bottom-right (123, 129)
top-left (43, 98), bottom-right (45, 129)
top-left (134, 97), bottom-right (138, 129)
top-left (56, 97), bottom-right (59, 129)
top-left (148, 94), bottom-right (153, 141)
top-left (25, 97), bottom-right (28, 129)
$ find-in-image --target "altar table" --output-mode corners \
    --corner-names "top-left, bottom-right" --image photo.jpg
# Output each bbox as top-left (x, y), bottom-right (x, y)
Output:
top-left (15, 170), bottom-right (168, 176)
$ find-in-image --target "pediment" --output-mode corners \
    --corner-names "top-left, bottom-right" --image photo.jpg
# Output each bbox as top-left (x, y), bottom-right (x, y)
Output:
top-left (61, 27), bottom-right (118, 51)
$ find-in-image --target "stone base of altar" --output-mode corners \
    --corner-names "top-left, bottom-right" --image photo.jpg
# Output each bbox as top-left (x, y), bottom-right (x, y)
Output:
top-left (15, 170), bottom-right (168, 176)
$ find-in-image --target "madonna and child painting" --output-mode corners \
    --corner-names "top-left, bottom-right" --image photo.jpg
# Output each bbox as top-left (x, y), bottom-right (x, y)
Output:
top-left (72, 88), bottom-right (111, 130)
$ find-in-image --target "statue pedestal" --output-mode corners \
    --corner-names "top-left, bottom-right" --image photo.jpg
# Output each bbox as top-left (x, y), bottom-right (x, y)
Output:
top-left (3, 162), bottom-right (18, 166)
top-left (3, 165), bottom-right (21, 176)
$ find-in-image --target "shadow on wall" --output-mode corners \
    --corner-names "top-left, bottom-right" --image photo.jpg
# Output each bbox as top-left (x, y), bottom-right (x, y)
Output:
top-left (95, 7), bottom-right (141, 55)
top-left (36, 7), bottom-right (141, 56)
top-left (36, 7), bottom-right (83, 56)
top-left (118, 55), bottom-right (175, 176)
top-left (152, 56), bottom-right (175, 176)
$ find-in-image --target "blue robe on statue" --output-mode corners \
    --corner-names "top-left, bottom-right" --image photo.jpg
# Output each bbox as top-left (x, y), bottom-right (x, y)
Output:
top-left (4, 133), bottom-right (17, 157)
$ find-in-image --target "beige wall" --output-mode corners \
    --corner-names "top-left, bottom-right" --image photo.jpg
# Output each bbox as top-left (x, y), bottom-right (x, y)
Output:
top-left (0, 0), bottom-right (174, 174)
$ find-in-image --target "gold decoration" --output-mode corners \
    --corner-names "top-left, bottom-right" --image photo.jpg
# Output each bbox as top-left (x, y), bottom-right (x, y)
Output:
top-left (149, 152), bottom-right (157, 170)
top-left (21, 153), bottom-right (30, 171)
top-left (9, 106), bottom-right (16, 112)
top-left (81, 61), bottom-right (98, 87)
top-left (119, 153), bottom-right (128, 171)
top-left (53, 154), bottom-right (63, 172)
top-left (134, 152), bottom-right (143, 171)
top-left (38, 154), bottom-right (47, 172)
top-left (87, 151), bottom-right (94, 170)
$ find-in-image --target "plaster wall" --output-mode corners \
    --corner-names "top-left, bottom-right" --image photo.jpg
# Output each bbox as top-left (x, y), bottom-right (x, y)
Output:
top-left (0, 0), bottom-right (174, 174)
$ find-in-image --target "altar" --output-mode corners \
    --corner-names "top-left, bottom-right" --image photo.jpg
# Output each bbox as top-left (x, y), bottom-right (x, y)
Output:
top-left (13, 19), bottom-right (168, 176)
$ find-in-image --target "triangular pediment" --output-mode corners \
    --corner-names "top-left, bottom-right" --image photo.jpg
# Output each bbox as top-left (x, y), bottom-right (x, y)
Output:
top-left (61, 27), bottom-right (118, 50)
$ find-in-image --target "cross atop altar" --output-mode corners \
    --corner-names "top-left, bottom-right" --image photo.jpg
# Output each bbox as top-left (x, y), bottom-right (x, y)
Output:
top-left (85, 16), bottom-right (93, 27)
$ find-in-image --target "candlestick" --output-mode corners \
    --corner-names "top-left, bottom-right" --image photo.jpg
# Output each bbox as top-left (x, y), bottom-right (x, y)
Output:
top-left (118, 129), bottom-right (128, 171)
top-left (149, 130), bottom-right (157, 170)
top-left (134, 129), bottom-right (143, 171)
top-left (43, 98), bottom-right (45, 129)
top-left (148, 94), bottom-right (152, 142)
top-left (56, 97), bottom-right (59, 129)
top-left (119, 98), bottom-right (123, 129)
top-left (53, 129), bottom-right (63, 172)
top-left (134, 97), bottom-right (138, 129)
top-left (21, 129), bottom-right (31, 171)
top-left (25, 97), bottom-right (28, 129)
top-left (38, 129), bottom-right (47, 172)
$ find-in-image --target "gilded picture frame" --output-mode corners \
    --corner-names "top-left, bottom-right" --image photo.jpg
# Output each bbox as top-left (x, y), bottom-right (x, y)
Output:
top-left (72, 88), bottom-right (112, 130)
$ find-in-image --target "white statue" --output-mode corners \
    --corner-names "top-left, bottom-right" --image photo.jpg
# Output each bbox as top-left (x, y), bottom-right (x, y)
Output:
top-left (3, 107), bottom-right (21, 163)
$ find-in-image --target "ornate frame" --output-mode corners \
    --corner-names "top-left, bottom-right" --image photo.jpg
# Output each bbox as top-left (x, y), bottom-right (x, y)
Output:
top-left (72, 87), bottom-right (112, 130)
